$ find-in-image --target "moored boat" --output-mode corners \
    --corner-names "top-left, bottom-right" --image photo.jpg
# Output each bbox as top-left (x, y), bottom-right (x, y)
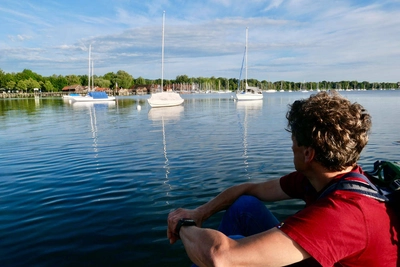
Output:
top-left (69, 91), bottom-right (116, 102)
top-left (68, 45), bottom-right (115, 103)
top-left (236, 27), bottom-right (264, 101)
top-left (148, 92), bottom-right (184, 107)
top-left (147, 11), bottom-right (183, 108)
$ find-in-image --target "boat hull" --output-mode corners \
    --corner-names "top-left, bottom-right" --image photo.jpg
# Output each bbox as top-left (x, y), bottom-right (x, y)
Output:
top-left (69, 96), bottom-right (116, 102)
top-left (147, 92), bottom-right (184, 108)
top-left (236, 93), bottom-right (263, 101)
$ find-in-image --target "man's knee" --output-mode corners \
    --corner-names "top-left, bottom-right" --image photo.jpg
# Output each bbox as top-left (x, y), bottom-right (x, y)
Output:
top-left (230, 195), bottom-right (262, 211)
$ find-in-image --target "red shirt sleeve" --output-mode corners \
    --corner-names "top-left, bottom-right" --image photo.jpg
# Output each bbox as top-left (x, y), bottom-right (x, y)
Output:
top-left (279, 171), bottom-right (319, 204)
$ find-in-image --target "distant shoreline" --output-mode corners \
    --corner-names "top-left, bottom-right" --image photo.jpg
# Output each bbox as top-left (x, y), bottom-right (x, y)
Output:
top-left (0, 92), bottom-right (65, 99)
top-left (0, 92), bottom-right (118, 99)
top-left (1, 89), bottom-right (399, 99)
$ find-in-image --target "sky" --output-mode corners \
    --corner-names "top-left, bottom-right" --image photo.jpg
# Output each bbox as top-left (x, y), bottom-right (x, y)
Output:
top-left (1, 0), bottom-right (400, 82)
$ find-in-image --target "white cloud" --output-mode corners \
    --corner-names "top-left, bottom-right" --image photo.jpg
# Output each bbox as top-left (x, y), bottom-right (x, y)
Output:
top-left (0, 0), bottom-right (399, 82)
top-left (263, 0), bottom-right (285, 11)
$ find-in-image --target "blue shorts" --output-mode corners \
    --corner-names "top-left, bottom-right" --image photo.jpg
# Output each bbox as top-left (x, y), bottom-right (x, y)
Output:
top-left (191, 195), bottom-right (279, 267)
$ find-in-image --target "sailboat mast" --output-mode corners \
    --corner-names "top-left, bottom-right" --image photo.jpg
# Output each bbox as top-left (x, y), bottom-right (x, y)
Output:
top-left (88, 44), bottom-right (91, 91)
top-left (92, 60), bottom-right (94, 90)
top-left (161, 11), bottom-right (165, 92)
top-left (245, 27), bottom-right (248, 87)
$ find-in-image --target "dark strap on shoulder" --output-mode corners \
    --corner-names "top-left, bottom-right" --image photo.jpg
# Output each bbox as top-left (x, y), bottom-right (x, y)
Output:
top-left (318, 172), bottom-right (389, 202)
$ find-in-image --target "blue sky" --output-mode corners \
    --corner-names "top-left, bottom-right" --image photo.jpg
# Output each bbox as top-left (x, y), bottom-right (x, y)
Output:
top-left (1, 0), bottom-right (400, 82)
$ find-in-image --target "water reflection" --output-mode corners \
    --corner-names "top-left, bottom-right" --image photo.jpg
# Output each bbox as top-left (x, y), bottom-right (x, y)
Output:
top-left (235, 100), bottom-right (263, 178)
top-left (147, 105), bottom-right (184, 122)
top-left (148, 106), bottom-right (184, 203)
top-left (235, 99), bottom-right (263, 112)
top-left (0, 91), bottom-right (399, 266)
top-left (70, 101), bottom-right (116, 109)
top-left (71, 102), bottom-right (116, 158)
top-left (34, 95), bottom-right (41, 107)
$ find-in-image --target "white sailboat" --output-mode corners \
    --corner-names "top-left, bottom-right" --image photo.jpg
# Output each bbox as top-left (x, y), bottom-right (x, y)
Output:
top-left (147, 11), bottom-right (184, 108)
top-left (300, 80), bottom-right (309, 93)
top-left (236, 27), bottom-right (263, 101)
top-left (69, 45), bottom-right (116, 102)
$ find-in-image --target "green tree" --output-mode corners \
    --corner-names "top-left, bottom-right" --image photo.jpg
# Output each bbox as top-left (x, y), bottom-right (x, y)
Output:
top-left (43, 80), bottom-right (55, 92)
top-left (49, 75), bottom-right (68, 91)
top-left (94, 77), bottom-right (111, 88)
top-left (341, 81), bottom-right (349, 90)
top-left (350, 80), bottom-right (358, 90)
top-left (115, 70), bottom-right (134, 89)
top-left (229, 78), bottom-right (239, 91)
top-left (135, 76), bottom-right (146, 85)
top-left (16, 69), bottom-right (43, 83)
top-left (247, 78), bottom-right (258, 88)
top-left (0, 69), bottom-right (5, 88)
top-left (103, 72), bottom-right (116, 89)
top-left (25, 78), bottom-right (41, 92)
top-left (80, 75), bottom-right (89, 87)
top-left (176, 75), bottom-right (189, 84)
top-left (66, 75), bottom-right (81, 85)
top-left (6, 80), bottom-right (16, 90)
top-left (103, 72), bottom-right (115, 80)
top-left (16, 80), bottom-right (28, 92)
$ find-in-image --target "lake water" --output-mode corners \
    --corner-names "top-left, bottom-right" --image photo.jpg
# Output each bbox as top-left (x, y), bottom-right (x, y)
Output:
top-left (1, 90), bottom-right (399, 267)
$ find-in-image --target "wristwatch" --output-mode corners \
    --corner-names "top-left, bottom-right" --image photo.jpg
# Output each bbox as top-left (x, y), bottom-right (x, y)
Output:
top-left (175, 218), bottom-right (196, 237)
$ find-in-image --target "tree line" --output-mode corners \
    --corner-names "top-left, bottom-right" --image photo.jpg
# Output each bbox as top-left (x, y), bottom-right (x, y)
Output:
top-left (0, 69), bottom-right (398, 93)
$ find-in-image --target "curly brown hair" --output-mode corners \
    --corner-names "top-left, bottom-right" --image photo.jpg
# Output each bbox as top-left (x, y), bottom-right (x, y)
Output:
top-left (286, 91), bottom-right (372, 171)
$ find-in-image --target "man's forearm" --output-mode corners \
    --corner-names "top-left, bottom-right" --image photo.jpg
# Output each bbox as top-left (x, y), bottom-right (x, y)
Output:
top-left (195, 183), bottom-right (254, 222)
top-left (195, 179), bottom-right (287, 222)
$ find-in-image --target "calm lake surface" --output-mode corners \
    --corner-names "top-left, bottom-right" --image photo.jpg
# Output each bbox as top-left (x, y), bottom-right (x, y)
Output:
top-left (1, 90), bottom-right (399, 267)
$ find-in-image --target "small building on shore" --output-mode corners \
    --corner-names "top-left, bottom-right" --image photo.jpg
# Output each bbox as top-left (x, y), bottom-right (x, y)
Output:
top-left (131, 84), bottom-right (158, 95)
top-left (62, 84), bottom-right (84, 92)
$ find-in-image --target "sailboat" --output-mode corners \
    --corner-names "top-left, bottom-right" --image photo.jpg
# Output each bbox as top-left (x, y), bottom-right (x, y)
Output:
top-left (236, 27), bottom-right (263, 101)
top-left (147, 11), bottom-right (184, 108)
top-left (69, 45), bottom-right (116, 102)
top-left (300, 80), bottom-right (309, 93)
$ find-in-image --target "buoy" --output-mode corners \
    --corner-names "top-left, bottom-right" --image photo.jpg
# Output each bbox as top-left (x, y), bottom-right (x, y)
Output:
top-left (137, 105), bottom-right (141, 111)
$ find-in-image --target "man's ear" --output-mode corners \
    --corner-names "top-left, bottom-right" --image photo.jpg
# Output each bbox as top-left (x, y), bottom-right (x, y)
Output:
top-left (303, 147), bottom-right (315, 163)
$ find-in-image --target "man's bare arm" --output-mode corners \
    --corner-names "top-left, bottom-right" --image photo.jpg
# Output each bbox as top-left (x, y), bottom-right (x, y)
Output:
top-left (167, 179), bottom-right (290, 244)
top-left (180, 226), bottom-right (310, 267)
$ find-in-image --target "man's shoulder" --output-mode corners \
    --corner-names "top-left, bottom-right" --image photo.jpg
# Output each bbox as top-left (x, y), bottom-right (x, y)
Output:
top-left (280, 171), bottom-right (305, 182)
top-left (280, 171), bottom-right (314, 199)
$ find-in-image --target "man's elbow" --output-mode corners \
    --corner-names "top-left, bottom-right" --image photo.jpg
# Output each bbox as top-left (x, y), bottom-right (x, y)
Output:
top-left (207, 239), bottom-right (232, 267)
top-left (184, 228), bottom-right (233, 267)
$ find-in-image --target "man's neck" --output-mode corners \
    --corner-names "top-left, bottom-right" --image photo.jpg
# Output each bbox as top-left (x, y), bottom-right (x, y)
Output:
top-left (306, 165), bottom-right (355, 192)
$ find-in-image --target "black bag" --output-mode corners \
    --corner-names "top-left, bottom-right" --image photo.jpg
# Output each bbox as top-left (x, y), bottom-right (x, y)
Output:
top-left (319, 161), bottom-right (400, 205)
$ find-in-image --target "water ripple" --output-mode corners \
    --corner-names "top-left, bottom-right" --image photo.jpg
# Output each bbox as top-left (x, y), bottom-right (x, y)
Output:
top-left (0, 92), bottom-right (399, 266)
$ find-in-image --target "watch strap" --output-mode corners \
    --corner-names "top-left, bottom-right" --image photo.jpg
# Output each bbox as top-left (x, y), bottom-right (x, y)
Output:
top-left (175, 218), bottom-right (196, 237)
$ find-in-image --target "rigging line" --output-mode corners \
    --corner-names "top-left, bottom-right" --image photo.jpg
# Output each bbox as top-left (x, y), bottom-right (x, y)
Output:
top-left (237, 47), bottom-right (246, 91)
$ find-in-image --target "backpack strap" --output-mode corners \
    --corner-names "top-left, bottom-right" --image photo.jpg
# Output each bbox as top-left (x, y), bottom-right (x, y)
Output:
top-left (318, 172), bottom-right (389, 202)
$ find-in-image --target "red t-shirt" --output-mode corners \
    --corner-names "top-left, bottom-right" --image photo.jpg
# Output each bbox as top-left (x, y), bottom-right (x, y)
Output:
top-left (279, 166), bottom-right (399, 266)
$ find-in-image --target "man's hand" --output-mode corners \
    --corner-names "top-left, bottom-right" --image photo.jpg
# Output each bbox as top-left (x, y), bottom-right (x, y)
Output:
top-left (167, 208), bottom-right (203, 244)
